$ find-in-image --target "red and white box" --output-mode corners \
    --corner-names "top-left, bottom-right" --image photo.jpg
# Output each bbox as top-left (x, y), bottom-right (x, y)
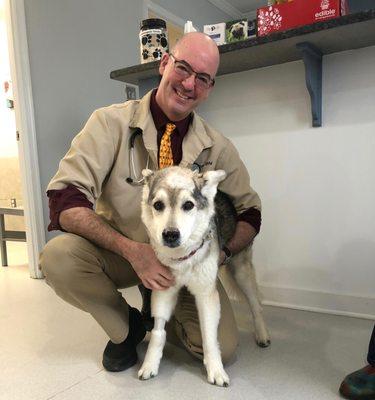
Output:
top-left (257, 0), bottom-right (349, 37)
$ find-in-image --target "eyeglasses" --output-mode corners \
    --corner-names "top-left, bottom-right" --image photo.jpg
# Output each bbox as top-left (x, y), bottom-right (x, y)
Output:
top-left (169, 54), bottom-right (215, 90)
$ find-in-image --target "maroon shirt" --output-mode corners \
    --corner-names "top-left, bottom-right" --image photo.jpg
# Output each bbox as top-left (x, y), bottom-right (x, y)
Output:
top-left (47, 90), bottom-right (261, 233)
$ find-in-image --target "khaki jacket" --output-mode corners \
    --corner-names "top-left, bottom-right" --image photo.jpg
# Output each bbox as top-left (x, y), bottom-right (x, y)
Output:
top-left (47, 90), bottom-right (261, 243)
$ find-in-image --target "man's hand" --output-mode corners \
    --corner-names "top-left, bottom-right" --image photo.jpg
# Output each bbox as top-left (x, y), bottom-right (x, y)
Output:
top-left (60, 207), bottom-right (175, 291)
top-left (127, 242), bottom-right (175, 291)
top-left (219, 250), bottom-right (226, 266)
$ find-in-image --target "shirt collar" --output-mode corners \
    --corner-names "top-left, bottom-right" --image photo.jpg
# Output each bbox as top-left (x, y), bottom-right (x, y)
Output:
top-left (150, 89), bottom-right (191, 136)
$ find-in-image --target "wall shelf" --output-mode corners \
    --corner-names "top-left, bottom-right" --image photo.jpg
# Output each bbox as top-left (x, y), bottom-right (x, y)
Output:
top-left (110, 10), bottom-right (375, 126)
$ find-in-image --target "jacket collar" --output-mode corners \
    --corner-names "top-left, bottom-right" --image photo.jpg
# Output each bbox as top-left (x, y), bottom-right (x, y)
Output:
top-left (179, 111), bottom-right (213, 168)
top-left (129, 90), bottom-right (213, 169)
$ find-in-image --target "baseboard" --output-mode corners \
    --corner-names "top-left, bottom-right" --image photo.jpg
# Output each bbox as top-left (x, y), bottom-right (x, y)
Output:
top-left (259, 284), bottom-right (375, 320)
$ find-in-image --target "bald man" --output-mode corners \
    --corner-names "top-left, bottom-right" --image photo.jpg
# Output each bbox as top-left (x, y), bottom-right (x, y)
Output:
top-left (40, 33), bottom-right (262, 373)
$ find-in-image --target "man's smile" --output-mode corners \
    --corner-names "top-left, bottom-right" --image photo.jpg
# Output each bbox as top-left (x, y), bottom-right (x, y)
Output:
top-left (173, 87), bottom-right (194, 102)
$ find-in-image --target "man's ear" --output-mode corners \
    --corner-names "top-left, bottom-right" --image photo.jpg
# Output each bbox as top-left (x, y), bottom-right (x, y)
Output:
top-left (159, 53), bottom-right (170, 75)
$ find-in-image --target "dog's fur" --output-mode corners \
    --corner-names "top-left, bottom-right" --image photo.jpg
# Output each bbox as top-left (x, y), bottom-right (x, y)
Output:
top-left (138, 167), bottom-right (270, 386)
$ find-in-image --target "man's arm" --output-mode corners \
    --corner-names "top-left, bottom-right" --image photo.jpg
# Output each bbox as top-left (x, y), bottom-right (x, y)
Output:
top-left (59, 207), bottom-right (174, 290)
top-left (219, 221), bottom-right (256, 265)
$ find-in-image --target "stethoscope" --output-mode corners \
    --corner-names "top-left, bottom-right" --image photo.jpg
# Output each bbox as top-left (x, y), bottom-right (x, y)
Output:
top-left (126, 128), bottom-right (202, 185)
top-left (126, 128), bottom-right (149, 185)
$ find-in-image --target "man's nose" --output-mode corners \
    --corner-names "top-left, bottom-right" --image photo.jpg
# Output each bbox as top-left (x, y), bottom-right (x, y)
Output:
top-left (181, 74), bottom-right (195, 90)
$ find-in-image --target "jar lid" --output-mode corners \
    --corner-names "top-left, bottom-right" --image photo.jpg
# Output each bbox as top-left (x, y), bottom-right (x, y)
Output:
top-left (140, 18), bottom-right (167, 30)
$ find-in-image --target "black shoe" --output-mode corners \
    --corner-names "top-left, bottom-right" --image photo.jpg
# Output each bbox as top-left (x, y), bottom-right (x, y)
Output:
top-left (102, 306), bottom-right (146, 372)
top-left (138, 284), bottom-right (154, 332)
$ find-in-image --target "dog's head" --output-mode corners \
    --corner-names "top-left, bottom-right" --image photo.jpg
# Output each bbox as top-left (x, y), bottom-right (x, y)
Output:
top-left (141, 167), bottom-right (226, 251)
top-left (229, 22), bottom-right (245, 39)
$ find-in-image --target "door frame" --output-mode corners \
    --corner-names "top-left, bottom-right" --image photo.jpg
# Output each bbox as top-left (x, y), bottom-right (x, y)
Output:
top-left (142, 0), bottom-right (185, 27)
top-left (5, 0), bottom-right (45, 278)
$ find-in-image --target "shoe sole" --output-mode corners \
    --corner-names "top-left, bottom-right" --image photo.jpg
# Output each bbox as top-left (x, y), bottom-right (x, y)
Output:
top-left (339, 386), bottom-right (375, 400)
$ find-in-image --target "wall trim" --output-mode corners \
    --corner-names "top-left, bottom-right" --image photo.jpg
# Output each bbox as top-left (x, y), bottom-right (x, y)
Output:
top-left (243, 10), bottom-right (257, 20)
top-left (144, 0), bottom-right (186, 28)
top-left (259, 284), bottom-right (375, 320)
top-left (5, 0), bottom-right (46, 278)
top-left (207, 0), bottom-right (244, 19)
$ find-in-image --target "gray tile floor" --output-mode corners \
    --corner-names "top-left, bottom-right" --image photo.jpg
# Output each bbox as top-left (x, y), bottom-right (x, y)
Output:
top-left (1, 244), bottom-right (373, 400)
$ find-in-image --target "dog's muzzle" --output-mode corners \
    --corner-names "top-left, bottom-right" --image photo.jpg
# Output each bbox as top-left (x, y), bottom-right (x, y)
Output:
top-left (162, 228), bottom-right (180, 248)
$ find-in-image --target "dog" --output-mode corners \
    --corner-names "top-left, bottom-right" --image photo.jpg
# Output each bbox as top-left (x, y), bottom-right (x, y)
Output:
top-left (138, 166), bottom-right (270, 386)
top-left (228, 21), bottom-right (246, 40)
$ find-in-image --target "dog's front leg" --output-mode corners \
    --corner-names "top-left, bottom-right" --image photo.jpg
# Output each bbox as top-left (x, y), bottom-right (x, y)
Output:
top-left (138, 286), bottom-right (179, 380)
top-left (195, 289), bottom-right (230, 387)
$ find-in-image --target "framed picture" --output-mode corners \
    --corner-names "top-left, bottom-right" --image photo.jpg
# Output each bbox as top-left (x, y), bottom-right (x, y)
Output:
top-left (124, 83), bottom-right (140, 101)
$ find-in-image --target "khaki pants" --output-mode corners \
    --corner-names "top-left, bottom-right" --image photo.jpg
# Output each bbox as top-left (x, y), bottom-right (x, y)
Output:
top-left (39, 233), bottom-right (239, 364)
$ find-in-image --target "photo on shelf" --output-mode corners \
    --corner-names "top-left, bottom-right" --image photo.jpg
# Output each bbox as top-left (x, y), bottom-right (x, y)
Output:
top-left (225, 19), bottom-right (248, 43)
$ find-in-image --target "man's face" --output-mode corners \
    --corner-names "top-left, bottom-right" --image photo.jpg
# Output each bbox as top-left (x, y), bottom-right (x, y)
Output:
top-left (156, 43), bottom-right (218, 121)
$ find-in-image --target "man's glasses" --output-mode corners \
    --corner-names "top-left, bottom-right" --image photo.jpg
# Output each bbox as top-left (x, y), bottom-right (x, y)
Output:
top-left (169, 54), bottom-right (215, 90)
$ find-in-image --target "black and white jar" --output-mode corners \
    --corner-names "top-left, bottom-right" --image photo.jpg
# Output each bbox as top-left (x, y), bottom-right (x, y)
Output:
top-left (139, 18), bottom-right (169, 64)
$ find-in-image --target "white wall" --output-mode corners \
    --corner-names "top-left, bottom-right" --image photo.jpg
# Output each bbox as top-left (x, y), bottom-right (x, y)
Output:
top-left (199, 46), bottom-right (375, 318)
top-left (149, 0), bottom-right (232, 29)
top-left (24, 0), bottom-right (144, 240)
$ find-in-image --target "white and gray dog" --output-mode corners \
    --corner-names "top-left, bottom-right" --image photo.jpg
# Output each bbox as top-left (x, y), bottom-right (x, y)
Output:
top-left (138, 166), bottom-right (270, 386)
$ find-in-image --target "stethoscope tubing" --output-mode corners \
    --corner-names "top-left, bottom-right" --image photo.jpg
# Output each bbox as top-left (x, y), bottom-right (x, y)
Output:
top-left (126, 128), bottom-right (202, 185)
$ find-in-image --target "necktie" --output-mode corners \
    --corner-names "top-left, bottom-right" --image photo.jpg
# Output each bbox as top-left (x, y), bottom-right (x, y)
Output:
top-left (159, 122), bottom-right (176, 169)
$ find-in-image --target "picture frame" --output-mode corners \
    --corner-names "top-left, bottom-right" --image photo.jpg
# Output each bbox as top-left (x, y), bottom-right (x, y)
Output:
top-left (124, 83), bottom-right (140, 101)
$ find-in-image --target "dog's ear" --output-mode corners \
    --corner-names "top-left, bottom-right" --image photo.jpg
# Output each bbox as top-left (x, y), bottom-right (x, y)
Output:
top-left (142, 169), bottom-right (154, 185)
top-left (200, 170), bottom-right (226, 198)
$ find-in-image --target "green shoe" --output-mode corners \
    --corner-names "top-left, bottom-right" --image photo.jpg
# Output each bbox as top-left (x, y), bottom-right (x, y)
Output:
top-left (339, 365), bottom-right (375, 400)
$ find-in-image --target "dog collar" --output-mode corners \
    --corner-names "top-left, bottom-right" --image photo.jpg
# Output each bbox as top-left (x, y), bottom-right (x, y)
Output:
top-left (174, 239), bottom-right (205, 261)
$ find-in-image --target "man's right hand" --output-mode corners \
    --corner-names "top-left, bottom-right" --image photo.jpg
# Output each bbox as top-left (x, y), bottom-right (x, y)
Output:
top-left (60, 207), bottom-right (174, 290)
top-left (127, 242), bottom-right (175, 291)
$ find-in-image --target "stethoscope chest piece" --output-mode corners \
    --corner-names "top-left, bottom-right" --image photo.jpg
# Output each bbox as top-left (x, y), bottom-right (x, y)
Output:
top-left (191, 163), bottom-right (201, 173)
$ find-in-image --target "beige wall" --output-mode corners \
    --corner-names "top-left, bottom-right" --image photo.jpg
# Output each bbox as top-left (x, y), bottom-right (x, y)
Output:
top-left (0, 1), bottom-right (24, 232)
top-left (0, 157), bottom-right (25, 231)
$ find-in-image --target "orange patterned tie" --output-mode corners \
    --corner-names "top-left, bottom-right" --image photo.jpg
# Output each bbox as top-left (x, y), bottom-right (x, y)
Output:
top-left (159, 122), bottom-right (176, 169)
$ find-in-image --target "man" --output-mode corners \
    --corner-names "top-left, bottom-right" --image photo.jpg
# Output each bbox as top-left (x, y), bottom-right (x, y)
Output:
top-left (40, 32), bottom-right (262, 372)
top-left (339, 324), bottom-right (375, 400)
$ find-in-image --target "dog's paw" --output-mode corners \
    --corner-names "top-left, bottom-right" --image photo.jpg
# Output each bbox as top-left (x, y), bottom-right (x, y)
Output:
top-left (255, 329), bottom-right (271, 347)
top-left (138, 363), bottom-right (159, 380)
top-left (206, 364), bottom-right (230, 387)
top-left (256, 336), bottom-right (271, 348)
top-left (254, 319), bottom-right (271, 348)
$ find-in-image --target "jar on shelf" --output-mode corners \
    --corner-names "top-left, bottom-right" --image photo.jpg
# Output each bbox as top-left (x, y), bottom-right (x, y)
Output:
top-left (139, 18), bottom-right (169, 64)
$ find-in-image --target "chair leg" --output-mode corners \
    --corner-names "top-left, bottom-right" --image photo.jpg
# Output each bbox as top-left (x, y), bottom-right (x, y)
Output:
top-left (0, 214), bottom-right (8, 267)
top-left (1, 241), bottom-right (8, 267)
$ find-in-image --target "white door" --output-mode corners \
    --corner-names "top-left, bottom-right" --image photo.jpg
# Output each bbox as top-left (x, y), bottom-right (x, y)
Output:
top-left (4, 0), bottom-right (45, 278)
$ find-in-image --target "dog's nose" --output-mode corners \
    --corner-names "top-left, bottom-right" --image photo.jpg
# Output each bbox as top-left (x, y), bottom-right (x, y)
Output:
top-left (162, 228), bottom-right (180, 247)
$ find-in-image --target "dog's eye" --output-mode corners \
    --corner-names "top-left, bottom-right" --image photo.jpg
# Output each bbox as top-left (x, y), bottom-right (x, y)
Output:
top-left (153, 201), bottom-right (165, 211)
top-left (182, 201), bottom-right (194, 211)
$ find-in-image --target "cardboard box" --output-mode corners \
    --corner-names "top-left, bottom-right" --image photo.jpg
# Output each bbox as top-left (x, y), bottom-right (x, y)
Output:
top-left (257, 0), bottom-right (348, 37)
top-left (204, 22), bottom-right (226, 45)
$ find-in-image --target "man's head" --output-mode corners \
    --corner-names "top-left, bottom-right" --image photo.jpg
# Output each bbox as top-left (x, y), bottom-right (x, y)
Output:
top-left (155, 32), bottom-right (220, 122)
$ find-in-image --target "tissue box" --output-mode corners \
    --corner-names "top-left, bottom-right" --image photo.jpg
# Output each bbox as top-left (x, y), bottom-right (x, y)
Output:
top-left (204, 22), bottom-right (226, 45)
top-left (257, 0), bottom-right (348, 37)
top-left (226, 20), bottom-right (248, 43)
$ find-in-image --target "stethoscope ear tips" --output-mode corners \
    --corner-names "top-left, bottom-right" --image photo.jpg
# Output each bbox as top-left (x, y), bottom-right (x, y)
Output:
top-left (126, 177), bottom-right (133, 184)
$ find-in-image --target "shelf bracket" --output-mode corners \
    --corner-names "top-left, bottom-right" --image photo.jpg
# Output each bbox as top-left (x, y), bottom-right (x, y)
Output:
top-left (296, 42), bottom-right (323, 127)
